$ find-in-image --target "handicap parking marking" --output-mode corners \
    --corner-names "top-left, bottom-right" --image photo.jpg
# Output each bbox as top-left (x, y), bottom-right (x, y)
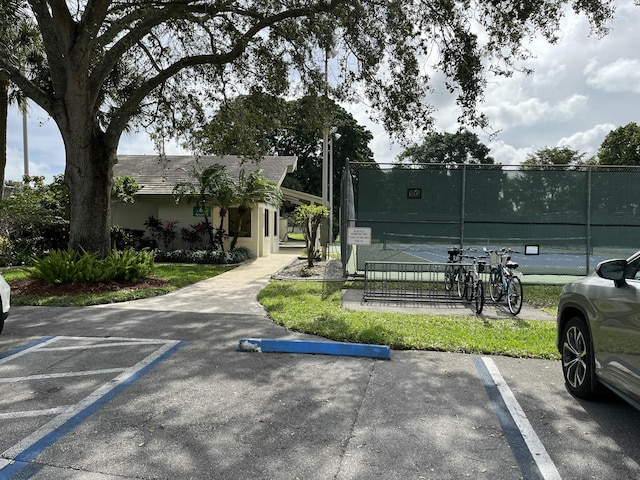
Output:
top-left (474, 356), bottom-right (561, 480)
top-left (0, 336), bottom-right (186, 478)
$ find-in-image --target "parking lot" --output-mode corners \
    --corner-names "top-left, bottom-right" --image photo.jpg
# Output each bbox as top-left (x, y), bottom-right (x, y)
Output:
top-left (1, 303), bottom-right (640, 479)
top-left (1, 335), bottom-right (184, 478)
top-left (2, 252), bottom-right (640, 480)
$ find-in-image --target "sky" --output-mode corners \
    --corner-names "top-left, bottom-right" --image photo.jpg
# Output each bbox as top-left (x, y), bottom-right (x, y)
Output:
top-left (5, 0), bottom-right (640, 181)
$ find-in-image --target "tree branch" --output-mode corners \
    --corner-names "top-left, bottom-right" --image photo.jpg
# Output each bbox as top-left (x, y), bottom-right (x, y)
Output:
top-left (106, 0), bottom-right (348, 137)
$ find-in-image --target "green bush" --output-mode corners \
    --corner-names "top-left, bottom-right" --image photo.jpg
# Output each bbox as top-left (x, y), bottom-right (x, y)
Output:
top-left (30, 247), bottom-right (154, 284)
top-left (154, 247), bottom-right (255, 264)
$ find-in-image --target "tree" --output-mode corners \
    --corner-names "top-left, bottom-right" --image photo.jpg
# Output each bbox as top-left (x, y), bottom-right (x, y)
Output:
top-left (229, 170), bottom-right (282, 250)
top-left (0, 0), bottom-right (614, 256)
top-left (0, 175), bottom-right (69, 263)
top-left (0, 4), bottom-right (44, 192)
top-left (511, 147), bottom-right (586, 219)
top-left (597, 123), bottom-right (640, 165)
top-left (294, 204), bottom-right (328, 268)
top-left (522, 147), bottom-right (586, 167)
top-left (111, 176), bottom-right (140, 217)
top-left (173, 163), bottom-right (235, 251)
top-left (194, 94), bottom-right (375, 239)
top-left (396, 130), bottom-right (494, 165)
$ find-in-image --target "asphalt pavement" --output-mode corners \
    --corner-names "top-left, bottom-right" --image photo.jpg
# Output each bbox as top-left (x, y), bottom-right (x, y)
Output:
top-left (1, 252), bottom-right (640, 479)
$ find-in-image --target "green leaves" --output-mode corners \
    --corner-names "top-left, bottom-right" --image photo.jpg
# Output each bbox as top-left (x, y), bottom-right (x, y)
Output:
top-left (29, 248), bottom-right (155, 284)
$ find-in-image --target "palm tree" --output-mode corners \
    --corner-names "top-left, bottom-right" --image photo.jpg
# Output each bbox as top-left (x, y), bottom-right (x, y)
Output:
top-left (0, 9), bottom-right (43, 194)
top-left (173, 162), bottom-right (236, 251)
top-left (229, 169), bottom-right (283, 250)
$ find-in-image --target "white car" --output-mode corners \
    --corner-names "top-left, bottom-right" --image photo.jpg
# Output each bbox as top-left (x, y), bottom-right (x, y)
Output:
top-left (0, 274), bottom-right (10, 334)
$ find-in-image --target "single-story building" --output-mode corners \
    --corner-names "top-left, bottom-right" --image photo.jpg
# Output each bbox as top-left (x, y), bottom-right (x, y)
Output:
top-left (113, 154), bottom-right (306, 257)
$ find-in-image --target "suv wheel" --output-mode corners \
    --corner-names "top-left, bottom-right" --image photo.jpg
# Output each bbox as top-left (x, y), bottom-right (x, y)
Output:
top-left (561, 316), bottom-right (594, 399)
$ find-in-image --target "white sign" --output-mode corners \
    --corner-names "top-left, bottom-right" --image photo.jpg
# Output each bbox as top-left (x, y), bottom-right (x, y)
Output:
top-left (347, 227), bottom-right (372, 245)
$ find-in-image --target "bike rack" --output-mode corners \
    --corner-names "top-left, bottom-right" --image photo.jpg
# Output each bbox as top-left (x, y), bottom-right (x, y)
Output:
top-left (363, 261), bottom-right (490, 303)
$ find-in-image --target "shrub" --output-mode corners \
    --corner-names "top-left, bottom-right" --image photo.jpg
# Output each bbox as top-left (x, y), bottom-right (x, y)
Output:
top-left (29, 247), bottom-right (154, 284)
top-left (154, 247), bottom-right (255, 265)
top-left (101, 248), bottom-right (155, 282)
top-left (111, 226), bottom-right (155, 250)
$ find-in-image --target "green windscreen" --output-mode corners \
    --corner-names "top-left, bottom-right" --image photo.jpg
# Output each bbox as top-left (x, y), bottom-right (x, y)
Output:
top-left (343, 164), bottom-right (640, 275)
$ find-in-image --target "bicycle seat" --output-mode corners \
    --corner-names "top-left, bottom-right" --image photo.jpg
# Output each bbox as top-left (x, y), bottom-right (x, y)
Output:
top-left (507, 261), bottom-right (519, 269)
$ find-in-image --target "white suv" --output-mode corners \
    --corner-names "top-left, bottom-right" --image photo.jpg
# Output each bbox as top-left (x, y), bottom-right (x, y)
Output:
top-left (0, 274), bottom-right (10, 334)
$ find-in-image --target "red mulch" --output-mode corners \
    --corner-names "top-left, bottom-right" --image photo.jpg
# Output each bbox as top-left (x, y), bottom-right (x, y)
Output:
top-left (9, 277), bottom-right (170, 297)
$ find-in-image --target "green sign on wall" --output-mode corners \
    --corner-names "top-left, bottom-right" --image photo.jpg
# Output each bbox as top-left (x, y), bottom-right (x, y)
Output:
top-left (192, 206), bottom-right (211, 217)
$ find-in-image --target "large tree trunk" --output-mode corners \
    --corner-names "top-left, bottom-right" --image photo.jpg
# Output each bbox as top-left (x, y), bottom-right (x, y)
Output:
top-left (64, 130), bottom-right (116, 256)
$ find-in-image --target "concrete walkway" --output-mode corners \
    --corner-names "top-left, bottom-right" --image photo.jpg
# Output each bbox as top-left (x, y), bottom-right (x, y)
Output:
top-left (92, 252), bottom-right (300, 315)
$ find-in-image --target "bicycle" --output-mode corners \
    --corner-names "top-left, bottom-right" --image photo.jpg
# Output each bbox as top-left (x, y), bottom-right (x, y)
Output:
top-left (444, 247), bottom-right (463, 292)
top-left (484, 247), bottom-right (523, 316)
top-left (443, 247), bottom-right (475, 299)
top-left (460, 253), bottom-right (487, 314)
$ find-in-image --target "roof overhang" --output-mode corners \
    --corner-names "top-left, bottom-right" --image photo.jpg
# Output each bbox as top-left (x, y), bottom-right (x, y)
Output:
top-left (281, 187), bottom-right (324, 206)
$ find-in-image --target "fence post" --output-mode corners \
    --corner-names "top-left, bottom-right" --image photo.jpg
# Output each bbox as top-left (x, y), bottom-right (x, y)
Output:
top-left (460, 164), bottom-right (466, 247)
top-left (586, 166), bottom-right (592, 276)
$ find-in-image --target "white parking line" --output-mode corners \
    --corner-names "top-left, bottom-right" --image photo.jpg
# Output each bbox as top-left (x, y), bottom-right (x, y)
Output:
top-left (0, 406), bottom-right (73, 420)
top-left (0, 368), bottom-right (126, 383)
top-left (0, 335), bottom-right (186, 477)
top-left (475, 356), bottom-right (561, 480)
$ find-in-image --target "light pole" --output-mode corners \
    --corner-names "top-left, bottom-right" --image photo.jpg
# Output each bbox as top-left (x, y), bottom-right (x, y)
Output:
top-left (329, 127), bottom-right (340, 244)
top-left (22, 102), bottom-right (29, 176)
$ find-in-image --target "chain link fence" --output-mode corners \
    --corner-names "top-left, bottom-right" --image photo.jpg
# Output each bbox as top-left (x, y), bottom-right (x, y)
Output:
top-left (341, 163), bottom-right (640, 276)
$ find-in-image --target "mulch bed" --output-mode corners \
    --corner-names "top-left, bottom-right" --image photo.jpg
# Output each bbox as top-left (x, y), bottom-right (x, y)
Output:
top-left (9, 277), bottom-right (170, 297)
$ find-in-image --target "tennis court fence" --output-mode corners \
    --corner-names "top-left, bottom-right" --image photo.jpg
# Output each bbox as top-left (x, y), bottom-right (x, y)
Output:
top-left (340, 163), bottom-right (640, 276)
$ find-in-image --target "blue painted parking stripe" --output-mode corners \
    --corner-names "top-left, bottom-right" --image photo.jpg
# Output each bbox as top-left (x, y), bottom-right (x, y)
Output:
top-left (0, 337), bottom-right (55, 363)
top-left (0, 337), bottom-right (186, 479)
top-left (474, 356), bottom-right (561, 480)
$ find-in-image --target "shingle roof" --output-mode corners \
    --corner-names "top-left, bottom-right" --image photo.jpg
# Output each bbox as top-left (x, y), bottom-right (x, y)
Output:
top-left (114, 155), bottom-right (298, 196)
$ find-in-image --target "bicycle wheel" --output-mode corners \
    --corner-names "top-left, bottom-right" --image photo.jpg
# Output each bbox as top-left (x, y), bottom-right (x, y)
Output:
top-left (457, 267), bottom-right (466, 298)
top-left (489, 268), bottom-right (503, 302)
top-left (464, 274), bottom-right (473, 301)
top-left (444, 265), bottom-right (454, 291)
top-left (474, 280), bottom-right (484, 314)
top-left (507, 276), bottom-right (523, 315)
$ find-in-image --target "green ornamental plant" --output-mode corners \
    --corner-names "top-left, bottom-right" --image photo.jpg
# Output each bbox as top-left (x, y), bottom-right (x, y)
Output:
top-left (293, 204), bottom-right (328, 268)
top-left (29, 247), bottom-right (154, 284)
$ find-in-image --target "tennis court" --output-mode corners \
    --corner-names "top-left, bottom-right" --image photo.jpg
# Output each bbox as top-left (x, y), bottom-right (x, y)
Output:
top-left (384, 242), bottom-right (614, 275)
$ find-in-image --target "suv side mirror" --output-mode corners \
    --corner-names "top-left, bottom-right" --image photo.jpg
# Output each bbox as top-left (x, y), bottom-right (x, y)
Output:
top-left (596, 259), bottom-right (628, 287)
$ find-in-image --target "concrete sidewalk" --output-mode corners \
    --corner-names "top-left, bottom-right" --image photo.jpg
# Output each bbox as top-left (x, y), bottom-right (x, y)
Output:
top-left (92, 251), bottom-right (300, 315)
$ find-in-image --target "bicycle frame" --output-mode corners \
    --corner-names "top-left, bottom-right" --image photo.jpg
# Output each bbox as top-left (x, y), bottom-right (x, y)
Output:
top-left (461, 254), bottom-right (486, 314)
top-left (486, 248), bottom-right (523, 316)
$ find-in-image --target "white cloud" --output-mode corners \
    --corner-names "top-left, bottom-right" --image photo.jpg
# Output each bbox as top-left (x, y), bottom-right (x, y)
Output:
top-left (585, 58), bottom-right (640, 94)
top-left (557, 123), bottom-right (616, 157)
top-left (487, 139), bottom-right (533, 165)
top-left (483, 94), bottom-right (588, 131)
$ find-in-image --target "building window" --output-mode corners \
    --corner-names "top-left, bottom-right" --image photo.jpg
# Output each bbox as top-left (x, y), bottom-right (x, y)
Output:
top-left (273, 211), bottom-right (278, 237)
top-left (228, 208), bottom-right (251, 238)
top-left (264, 209), bottom-right (269, 237)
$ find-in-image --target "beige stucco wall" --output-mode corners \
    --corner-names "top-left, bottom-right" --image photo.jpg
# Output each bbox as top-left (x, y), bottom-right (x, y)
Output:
top-left (112, 197), bottom-right (280, 257)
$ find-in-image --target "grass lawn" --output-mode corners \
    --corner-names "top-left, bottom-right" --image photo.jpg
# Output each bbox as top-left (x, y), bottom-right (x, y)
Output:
top-left (258, 281), bottom-right (563, 361)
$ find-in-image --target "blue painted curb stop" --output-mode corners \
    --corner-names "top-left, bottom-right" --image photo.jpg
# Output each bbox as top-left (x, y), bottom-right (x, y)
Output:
top-left (237, 338), bottom-right (391, 360)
